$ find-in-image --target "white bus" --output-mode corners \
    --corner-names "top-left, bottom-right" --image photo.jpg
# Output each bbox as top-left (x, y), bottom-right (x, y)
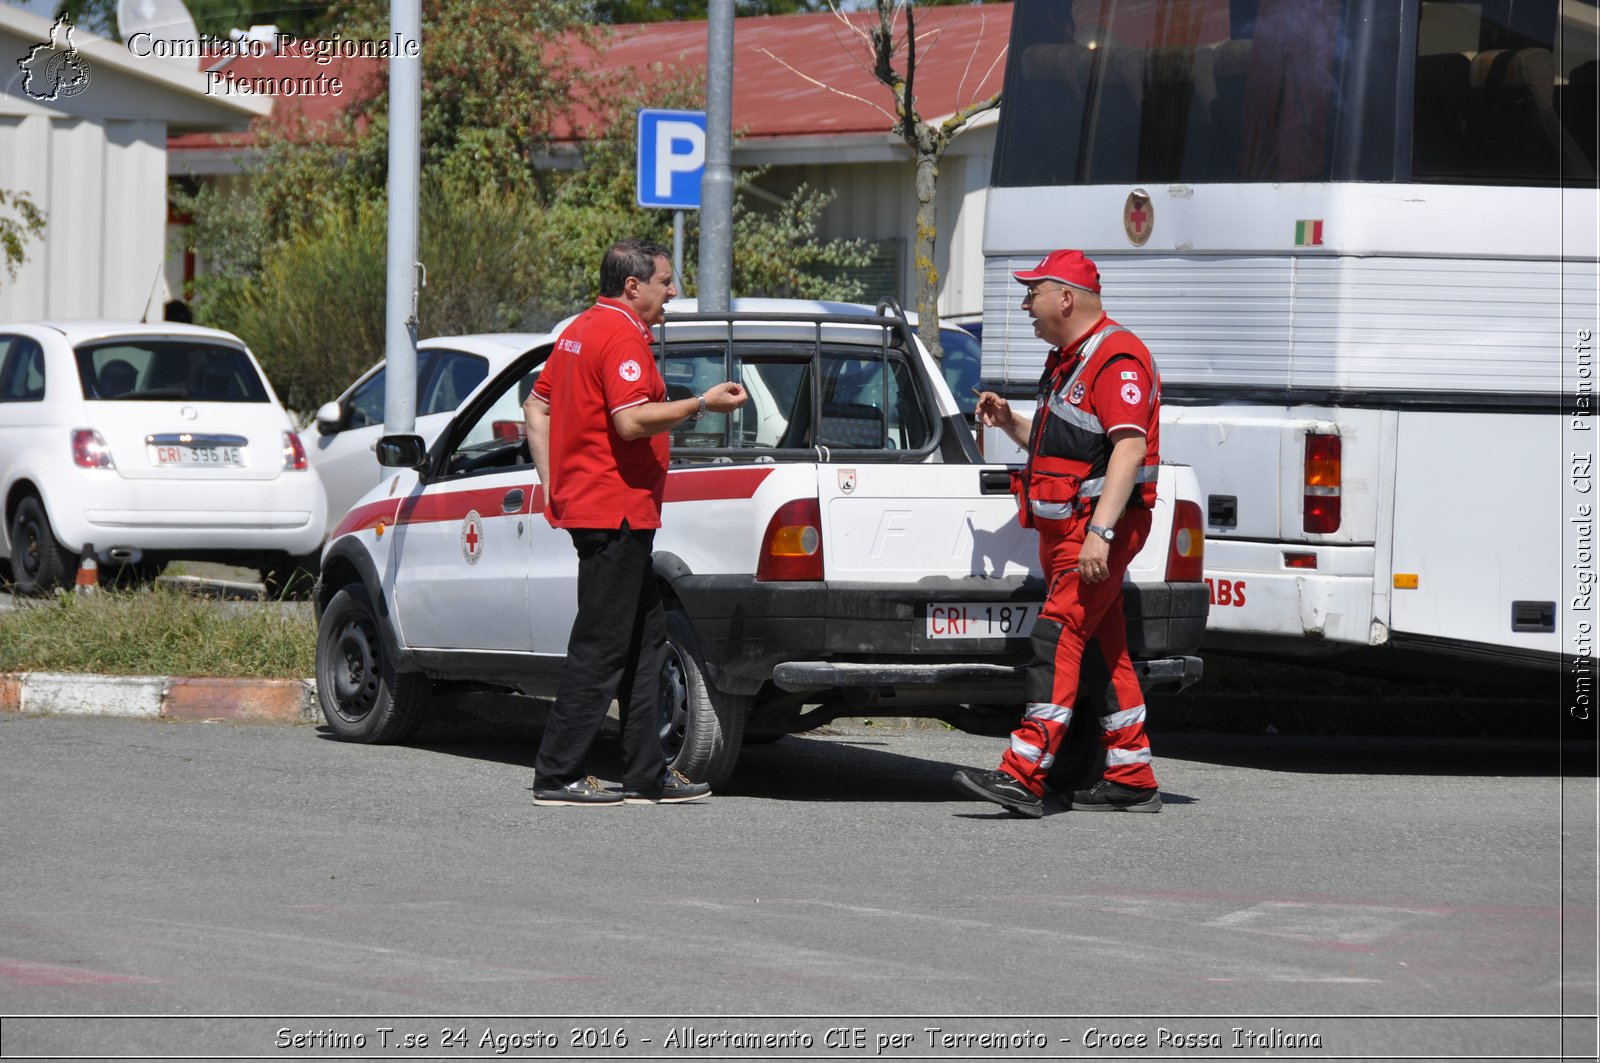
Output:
top-left (981, 0), bottom-right (1598, 677)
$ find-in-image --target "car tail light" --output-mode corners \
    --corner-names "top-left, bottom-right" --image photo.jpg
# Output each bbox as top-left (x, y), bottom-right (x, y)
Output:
top-left (282, 431), bottom-right (309, 471)
top-left (1304, 432), bottom-right (1341, 534)
top-left (757, 498), bottom-right (823, 581)
top-left (1166, 498), bottom-right (1204, 582)
top-left (71, 428), bottom-right (114, 469)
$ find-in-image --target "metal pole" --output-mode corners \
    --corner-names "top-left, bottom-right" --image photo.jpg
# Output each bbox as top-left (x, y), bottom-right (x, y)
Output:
top-left (673, 209), bottom-right (684, 289)
top-left (383, 0), bottom-right (421, 434)
top-left (699, 0), bottom-right (734, 312)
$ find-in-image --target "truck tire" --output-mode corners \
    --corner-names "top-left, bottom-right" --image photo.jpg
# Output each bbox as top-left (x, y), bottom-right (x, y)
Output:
top-left (661, 607), bottom-right (748, 788)
top-left (9, 496), bottom-right (71, 596)
top-left (316, 582), bottom-right (427, 743)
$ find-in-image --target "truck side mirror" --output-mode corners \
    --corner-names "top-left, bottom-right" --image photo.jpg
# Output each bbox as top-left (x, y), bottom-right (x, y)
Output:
top-left (376, 434), bottom-right (428, 470)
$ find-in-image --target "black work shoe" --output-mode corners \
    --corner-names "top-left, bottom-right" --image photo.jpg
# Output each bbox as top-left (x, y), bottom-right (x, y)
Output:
top-left (533, 776), bottom-right (623, 807)
top-left (622, 768), bottom-right (711, 804)
top-left (1070, 779), bottom-right (1163, 813)
top-left (951, 768), bottom-right (1044, 818)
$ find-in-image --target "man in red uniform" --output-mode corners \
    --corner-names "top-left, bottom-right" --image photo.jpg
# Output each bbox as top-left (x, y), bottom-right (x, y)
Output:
top-left (953, 249), bottom-right (1164, 818)
top-left (523, 239), bottom-right (747, 806)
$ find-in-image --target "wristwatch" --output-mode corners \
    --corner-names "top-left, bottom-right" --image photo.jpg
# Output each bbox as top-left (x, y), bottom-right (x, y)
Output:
top-left (1086, 523), bottom-right (1116, 543)
top-left (691, 393), bottom-right (707, 421)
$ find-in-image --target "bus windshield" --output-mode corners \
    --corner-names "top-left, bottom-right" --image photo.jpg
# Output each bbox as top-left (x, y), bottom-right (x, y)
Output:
top-left (993, 0), bottom-right (1597, 188)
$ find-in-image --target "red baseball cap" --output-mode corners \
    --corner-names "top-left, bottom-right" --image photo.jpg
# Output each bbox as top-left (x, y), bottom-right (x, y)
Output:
top-left (1013, 249), bottom-right (1101, 293)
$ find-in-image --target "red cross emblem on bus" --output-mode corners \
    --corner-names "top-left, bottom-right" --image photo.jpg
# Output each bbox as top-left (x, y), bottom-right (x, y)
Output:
top-left (460, 510), bottom-right (483, 565)
top-left (1123, 188), bottom-right (1153, 247)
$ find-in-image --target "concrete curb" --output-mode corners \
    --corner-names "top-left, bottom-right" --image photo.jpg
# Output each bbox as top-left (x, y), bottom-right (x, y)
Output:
top-left (0, 673), bottom-right (318, 725)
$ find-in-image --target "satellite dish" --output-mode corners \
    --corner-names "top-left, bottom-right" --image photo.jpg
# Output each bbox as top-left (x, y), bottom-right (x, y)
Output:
top-left (117, 0), bottom-right (201, 70)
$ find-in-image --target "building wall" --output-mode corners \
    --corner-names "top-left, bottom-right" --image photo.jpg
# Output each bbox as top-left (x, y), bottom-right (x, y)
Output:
top-left (0, 108), bottom-right (170, 322)
top-left (0, 19), bottom-right (254, 324)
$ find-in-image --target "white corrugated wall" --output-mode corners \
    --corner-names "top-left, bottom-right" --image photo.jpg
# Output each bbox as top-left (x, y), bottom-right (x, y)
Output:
top-left (0, 111), bottom-right (167, 322)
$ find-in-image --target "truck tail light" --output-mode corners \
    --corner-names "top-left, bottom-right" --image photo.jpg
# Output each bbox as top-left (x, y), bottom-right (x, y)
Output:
top-left (1166, 498), bottom-right (1204, 582)
top-left (282, 431), bottom-right (309, 471)
top-left (1304, 432), bottom-right (1341, 534)
top-left (71, 428), bottom-right (114, 469)
top-left (757, 498), bottom-right (823, 581)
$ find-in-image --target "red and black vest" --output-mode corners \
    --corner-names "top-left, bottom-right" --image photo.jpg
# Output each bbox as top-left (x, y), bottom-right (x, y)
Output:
top-left (1016, 317), bottom-right (1161, 526)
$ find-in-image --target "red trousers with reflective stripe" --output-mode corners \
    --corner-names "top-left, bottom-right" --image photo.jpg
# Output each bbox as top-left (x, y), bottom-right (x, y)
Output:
top-left (998, 507), bottom-right (1159, 795)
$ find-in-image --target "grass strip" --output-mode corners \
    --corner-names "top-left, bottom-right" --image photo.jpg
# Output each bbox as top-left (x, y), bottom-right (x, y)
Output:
top-left (0, 587), bottom-right (315, 678)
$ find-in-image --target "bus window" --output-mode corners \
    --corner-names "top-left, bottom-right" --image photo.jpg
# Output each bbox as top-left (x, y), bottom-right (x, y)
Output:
top-left (993, 0), bottom-right (1356, 186)
top-left (1411, 0), bottom-right (1597, 185)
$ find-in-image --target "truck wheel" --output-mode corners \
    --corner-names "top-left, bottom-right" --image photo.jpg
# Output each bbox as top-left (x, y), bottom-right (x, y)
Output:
top-left (661, 607), bottom-right (748, 787)
top-left (9, 496), bottom-right (71, 596)
top-left (316, 582), bottom-right (427, 743)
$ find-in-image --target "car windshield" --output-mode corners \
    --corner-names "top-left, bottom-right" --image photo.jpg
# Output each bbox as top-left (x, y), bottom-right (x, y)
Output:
top-left (75, 340), bottom-right (270, 403)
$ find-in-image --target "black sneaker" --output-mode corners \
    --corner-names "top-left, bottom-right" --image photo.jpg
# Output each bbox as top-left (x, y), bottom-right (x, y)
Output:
top-left (621, 768), bottom-right (711, 804)
top-left (951, 768), bottom-right (1044, 818)
top-left (1070, 779), bottom-right (1162, 813)
top-left (533, 775), bottom-right (623, 807)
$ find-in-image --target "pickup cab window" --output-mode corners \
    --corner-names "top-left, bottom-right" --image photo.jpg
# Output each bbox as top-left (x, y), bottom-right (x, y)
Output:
top-left (664, 343), bottom-right (932, 457)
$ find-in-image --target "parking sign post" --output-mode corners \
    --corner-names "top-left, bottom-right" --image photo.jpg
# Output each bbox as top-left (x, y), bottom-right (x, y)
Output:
top-left (637, 108), bottom-right (706, 289)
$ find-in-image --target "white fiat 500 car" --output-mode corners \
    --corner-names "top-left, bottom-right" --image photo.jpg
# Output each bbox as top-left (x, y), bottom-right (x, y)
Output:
top-left (0, 321), bottom-right (324, 595)
top-left (299, 333), bottom-right (550, 537)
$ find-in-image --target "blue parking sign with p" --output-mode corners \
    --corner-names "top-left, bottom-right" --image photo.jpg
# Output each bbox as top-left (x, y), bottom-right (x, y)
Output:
top-left (637, 109), bottom-right (706, 210)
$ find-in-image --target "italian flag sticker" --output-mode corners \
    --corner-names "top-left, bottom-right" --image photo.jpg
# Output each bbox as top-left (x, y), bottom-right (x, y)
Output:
top-left (1295, 219), bottom-right (1324, 246)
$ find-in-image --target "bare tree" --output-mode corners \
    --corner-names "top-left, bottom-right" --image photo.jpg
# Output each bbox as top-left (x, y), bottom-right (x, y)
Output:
top-left (834, 1), bottom-right (1003, 358)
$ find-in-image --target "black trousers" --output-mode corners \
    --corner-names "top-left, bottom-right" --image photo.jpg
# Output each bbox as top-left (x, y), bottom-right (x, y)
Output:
top-left (533, 523), bottom-right (668, 790)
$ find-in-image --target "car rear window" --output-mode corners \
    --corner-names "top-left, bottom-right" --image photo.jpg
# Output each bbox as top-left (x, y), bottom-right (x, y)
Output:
top-left (75, 341), bottom-right (270, 403)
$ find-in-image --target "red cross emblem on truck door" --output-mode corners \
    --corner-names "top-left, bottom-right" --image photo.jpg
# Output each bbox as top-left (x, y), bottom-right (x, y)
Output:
top-left (460, 510), bottom-right (483, 565)
top-left (1123, 188), bottom-right (1153, 246)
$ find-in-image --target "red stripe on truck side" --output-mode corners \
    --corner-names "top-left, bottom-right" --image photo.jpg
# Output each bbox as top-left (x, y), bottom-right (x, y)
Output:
top-left (662, 466), bottom-right (774, 503)
top-left (336, 466), bottom-right (779, 533)
top-left (330, 498), bottom-right (401, 539)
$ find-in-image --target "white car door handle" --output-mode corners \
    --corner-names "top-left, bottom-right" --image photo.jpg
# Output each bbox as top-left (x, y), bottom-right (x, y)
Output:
top-left (502, 489), bottom-right (524, 513)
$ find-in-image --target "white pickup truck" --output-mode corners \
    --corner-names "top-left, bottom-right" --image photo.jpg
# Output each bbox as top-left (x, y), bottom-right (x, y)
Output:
top-left (311, 301), bottom-right (1208, 785)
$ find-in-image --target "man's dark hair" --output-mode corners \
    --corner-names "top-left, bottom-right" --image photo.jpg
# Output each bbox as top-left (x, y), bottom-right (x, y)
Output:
top-left (600, 239), bottom-right (671, 298)
top-left (163, 299), bottom-right (193, 323)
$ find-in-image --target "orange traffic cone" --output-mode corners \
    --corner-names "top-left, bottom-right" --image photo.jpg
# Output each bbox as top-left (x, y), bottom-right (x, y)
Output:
top-left (74, 545), bottom-right (99, 595)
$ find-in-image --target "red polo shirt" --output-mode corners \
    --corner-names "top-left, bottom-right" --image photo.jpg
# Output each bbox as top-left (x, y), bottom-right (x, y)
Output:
top-left (531, 298), bottom-right (668, 530)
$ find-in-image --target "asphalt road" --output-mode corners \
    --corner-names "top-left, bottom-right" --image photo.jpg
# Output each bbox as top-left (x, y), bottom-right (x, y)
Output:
top-left (1, 711), bottom-right (1595, 1061)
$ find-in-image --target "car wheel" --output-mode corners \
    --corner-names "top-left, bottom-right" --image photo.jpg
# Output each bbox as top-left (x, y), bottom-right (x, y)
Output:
top-left (316, 582), bottom-right (427, 743)
top-left (661, 607), bottom-right (748, 788)
top-left (9, 496), bottom-right (72, 596)
top-left (261, 553), bottom-right (319, 600)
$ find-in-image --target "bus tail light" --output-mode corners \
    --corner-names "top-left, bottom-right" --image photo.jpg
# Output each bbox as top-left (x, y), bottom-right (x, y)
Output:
top-left (757, 498), bottom-right (823, 581)
top-left (1304, 432), bottom-right (1341, 534)
top-left (1166, 499), bottom-right (1204, 582)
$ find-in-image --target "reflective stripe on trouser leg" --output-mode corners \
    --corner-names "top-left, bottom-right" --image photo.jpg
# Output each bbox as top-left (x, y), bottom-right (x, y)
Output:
top-left (1090, 583), bottom-right (1159, 790)
top-left (1000, 702), bottom-right (1072, 795)
top-left (1000, 616), bottom-right (1077, 794)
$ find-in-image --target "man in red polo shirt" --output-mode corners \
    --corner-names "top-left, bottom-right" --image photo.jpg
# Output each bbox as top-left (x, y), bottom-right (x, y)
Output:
top-left (523, 239), bottom-right (747, 807)
top-left (953, 248), bottom-right (1165, 818)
